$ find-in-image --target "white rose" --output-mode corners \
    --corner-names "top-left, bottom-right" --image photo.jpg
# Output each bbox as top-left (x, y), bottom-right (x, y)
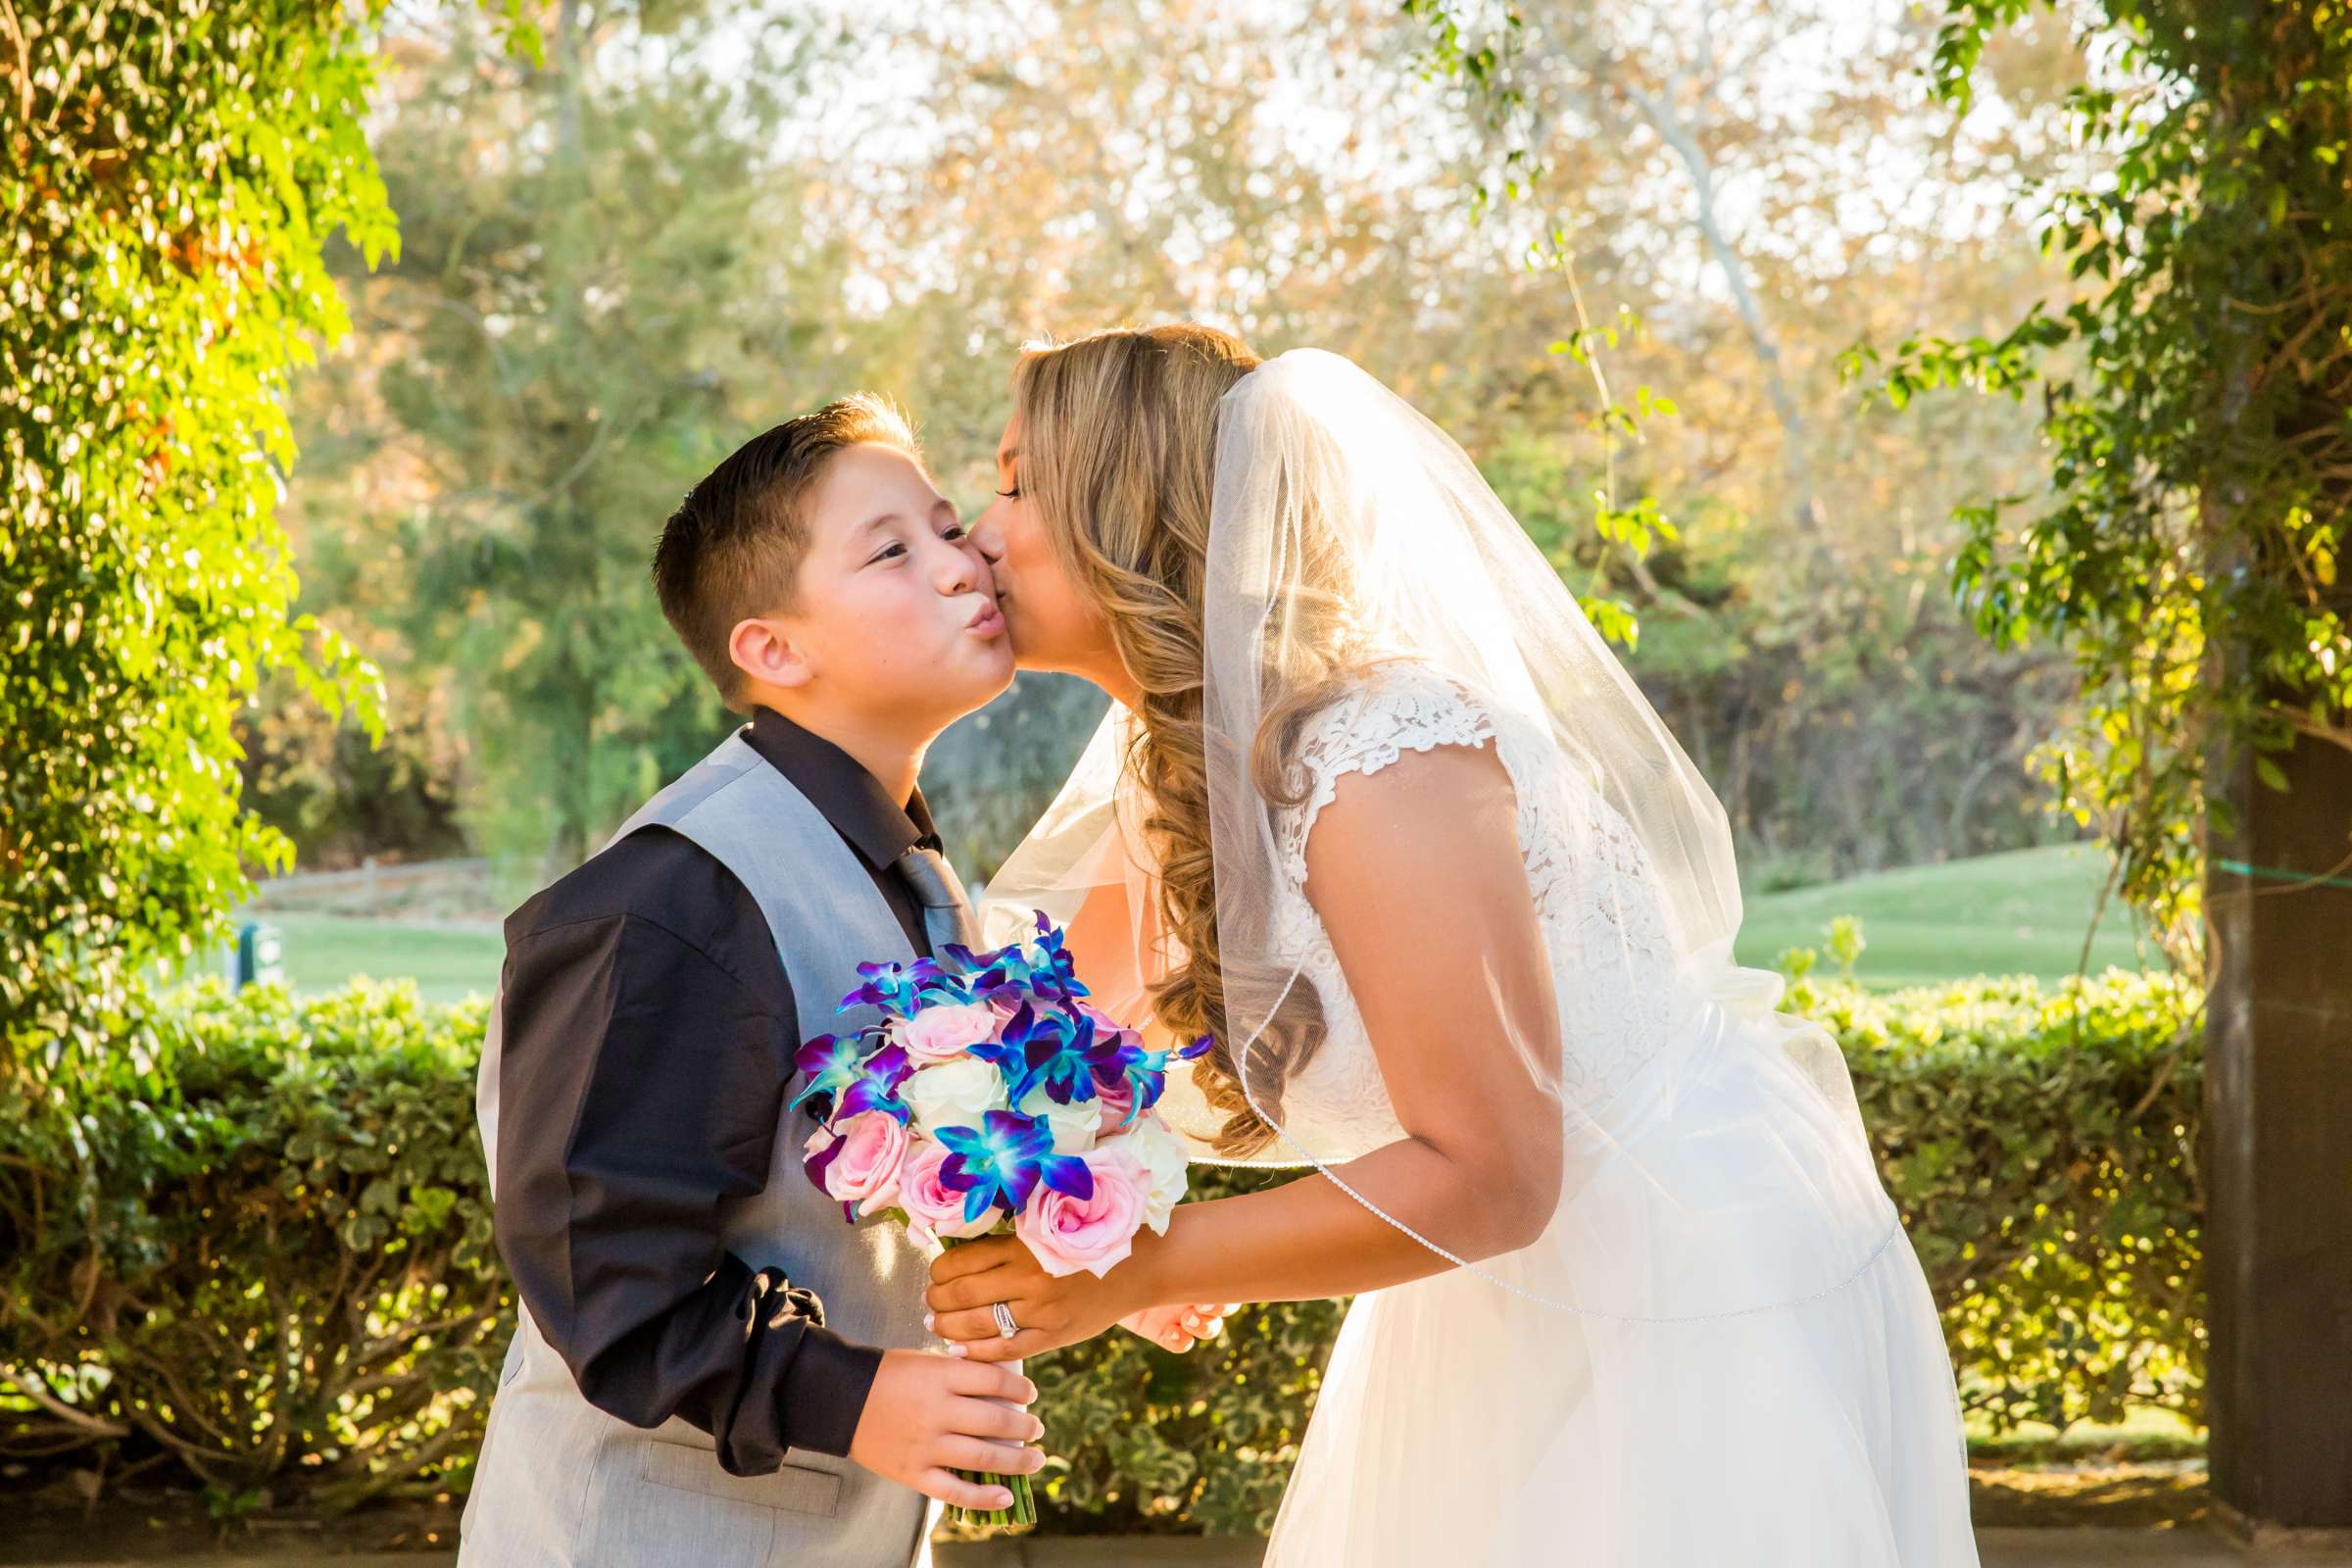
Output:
top-left (1020, 1086), bottom-right (1101, 1156)
top-left (1106, 1115), bottom-right (1190, 1233)
top-left (903, 1056), bottom-right (1009, 1138)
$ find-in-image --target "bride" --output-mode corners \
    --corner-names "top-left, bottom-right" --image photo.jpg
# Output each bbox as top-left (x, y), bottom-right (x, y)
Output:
top-left (921, 323), bottom-right (1980, 1565)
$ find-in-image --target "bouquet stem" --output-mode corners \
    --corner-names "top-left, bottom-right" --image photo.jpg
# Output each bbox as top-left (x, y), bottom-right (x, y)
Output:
top-left (947, 1465), bottom-right (1036, 1529)
top-left (945, 1353), bottom-right (1035, 1530)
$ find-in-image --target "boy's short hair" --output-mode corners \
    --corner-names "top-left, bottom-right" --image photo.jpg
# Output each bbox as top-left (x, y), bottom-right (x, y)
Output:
top-left (653, 394), bottom-right (921, 707)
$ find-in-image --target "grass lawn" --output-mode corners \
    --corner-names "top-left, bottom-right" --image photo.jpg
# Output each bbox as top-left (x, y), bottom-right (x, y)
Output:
top-left (254, 913), bottom-right (507, 1005)
top-left (241, 842), bottom-right (2156, 1004)
top-left (1734, 842), bottom-right (2157, 990)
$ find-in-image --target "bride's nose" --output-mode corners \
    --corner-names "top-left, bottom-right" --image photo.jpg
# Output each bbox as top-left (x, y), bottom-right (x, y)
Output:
top-left (970, 514), bottom-right (1005, 566)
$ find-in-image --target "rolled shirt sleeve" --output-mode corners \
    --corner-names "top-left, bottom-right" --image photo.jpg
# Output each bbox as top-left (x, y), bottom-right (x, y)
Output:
top-left (492, 878), bottom-right (880, 1472)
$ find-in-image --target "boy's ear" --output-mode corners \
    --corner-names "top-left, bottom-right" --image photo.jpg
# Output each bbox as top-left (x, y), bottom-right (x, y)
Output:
top-left (727, 613), bottom-right (814, 693)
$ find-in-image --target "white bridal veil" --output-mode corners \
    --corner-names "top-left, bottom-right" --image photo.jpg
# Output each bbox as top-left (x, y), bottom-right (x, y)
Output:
top-left (983, 349), bottom-right (1901, 1323)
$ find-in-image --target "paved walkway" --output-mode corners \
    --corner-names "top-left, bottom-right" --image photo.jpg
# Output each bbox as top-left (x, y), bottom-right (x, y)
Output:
top-left (25, 1529), bottom-right (2352, 1567)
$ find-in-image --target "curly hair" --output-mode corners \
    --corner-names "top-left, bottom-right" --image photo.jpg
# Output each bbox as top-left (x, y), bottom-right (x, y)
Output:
top-left (1010, 324), bottom-right (1381, 1155)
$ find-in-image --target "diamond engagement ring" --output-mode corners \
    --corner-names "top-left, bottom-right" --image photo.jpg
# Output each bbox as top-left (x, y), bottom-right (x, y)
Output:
top-left (991, 1301), bottom-right (1019, 1339)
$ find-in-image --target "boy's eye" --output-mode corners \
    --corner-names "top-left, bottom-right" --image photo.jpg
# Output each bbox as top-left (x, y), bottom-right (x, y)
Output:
top-left (943, 523), bottom-right (968, 541)
top-left (870, 542), bottom-right (907, 564)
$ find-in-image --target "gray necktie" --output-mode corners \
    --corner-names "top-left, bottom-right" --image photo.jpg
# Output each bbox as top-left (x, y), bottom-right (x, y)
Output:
top-left (894, 844), bottom-right (984, 956)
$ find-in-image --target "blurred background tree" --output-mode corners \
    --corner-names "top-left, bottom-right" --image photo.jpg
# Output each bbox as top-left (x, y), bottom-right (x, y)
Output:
top-left (280, 0), bottom-right (862, 875)
top-left (262, 0), bottom-right (2110, 901)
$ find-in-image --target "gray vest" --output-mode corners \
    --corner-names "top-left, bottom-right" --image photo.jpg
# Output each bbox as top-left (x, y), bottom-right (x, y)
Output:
top-left (461, 733), bottom-right (942, 1568)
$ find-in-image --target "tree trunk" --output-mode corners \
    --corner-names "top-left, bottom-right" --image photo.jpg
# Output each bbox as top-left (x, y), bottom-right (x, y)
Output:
top-left (1613, 0), bottom-right (1838, 575)
top-left (2203, 690), bottom-right (2352, 1541)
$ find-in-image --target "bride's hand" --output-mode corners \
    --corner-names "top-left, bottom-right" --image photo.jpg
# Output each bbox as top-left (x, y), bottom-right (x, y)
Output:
top-left (1119, 1300), bottom-right (1240, 1353)
top-left (924, 1231), bottom-right (1163, 1363)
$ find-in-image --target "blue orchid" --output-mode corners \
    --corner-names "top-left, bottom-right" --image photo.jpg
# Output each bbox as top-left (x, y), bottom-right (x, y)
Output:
top-left (1022, 913), bottom-right (1089, 1000)
top-left (935, 1108), bottom-right (1095, 1223)
top-left (1000, 1003), bottom-right (1109, 1106)
top-left (1095, 1032), bottom-right (1215, 1117)
top-left (844, 949), bottom-right (1019, 1016)
top-left (936, 942), bottom-right (1014, 996)
top-left (838, 960), bottom-right (930, 1017)
top-left (836, 1043), bottom-right (915, 1123)
top-left (960, 1023), bottom-right (1030, 1083)
top-left (960, 911), bottom-right (1089, 1007)
top-left (788, 1032), bottom-right (873, 1115)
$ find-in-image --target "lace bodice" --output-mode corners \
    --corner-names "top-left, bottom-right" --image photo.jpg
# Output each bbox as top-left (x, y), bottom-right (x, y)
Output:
top-left (1159, 661), bottom-right (1689, 1163)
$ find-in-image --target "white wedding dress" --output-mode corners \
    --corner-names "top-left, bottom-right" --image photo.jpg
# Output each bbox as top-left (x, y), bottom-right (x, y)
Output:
top-left (1155, 661), bottom-right (1982, 1566)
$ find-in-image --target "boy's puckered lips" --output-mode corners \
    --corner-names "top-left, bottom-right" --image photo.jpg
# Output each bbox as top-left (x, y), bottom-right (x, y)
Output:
top-left (965, 597), bottom-right (1006, 637)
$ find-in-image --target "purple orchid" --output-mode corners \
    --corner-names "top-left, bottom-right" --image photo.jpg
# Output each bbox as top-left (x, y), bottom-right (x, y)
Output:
top-left (838, 959), bottom-right (930, 1017)
top-left (1095, 1032), bottom-right (1215, 1116)
top-left (842, 951), bottom-right (1011, 1016)
top-left (802, 1120), bottom-right (848, 1210)
top-left (836, 1043), bottom-right (915, 1123)
top-left (936, 942), bottom-right (1014, 995)
top-left (959, 911), bottom-right (1089, 1007)
top-left (935, 1108), bottom-right (1095, 1224)
top-left (1000, 1003), bottom-right (1108, 1106)
top-left (788, 1032), bottom-right (873, 1116)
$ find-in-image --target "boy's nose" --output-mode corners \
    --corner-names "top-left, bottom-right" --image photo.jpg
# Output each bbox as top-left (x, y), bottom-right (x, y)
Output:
top-left (938, 539), bottom-right (981, 597)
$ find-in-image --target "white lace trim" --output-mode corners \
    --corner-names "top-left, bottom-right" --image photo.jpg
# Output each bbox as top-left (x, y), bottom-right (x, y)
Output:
top-left (1207, 661), bottom-right (1686, 1163)
top-left (1277, 663), bottom-right (1499, 891)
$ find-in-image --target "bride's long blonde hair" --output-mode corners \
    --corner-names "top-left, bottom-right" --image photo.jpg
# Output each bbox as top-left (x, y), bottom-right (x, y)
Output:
top-left (1010, 322), bottom-right (1383, 1155)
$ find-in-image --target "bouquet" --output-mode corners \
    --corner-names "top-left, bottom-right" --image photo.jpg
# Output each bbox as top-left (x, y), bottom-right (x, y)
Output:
top-left (792, 912), bottom-right (1209, 1528)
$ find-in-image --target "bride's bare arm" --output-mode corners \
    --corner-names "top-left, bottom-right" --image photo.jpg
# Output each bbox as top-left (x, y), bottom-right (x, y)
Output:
top-left (927, 743), bottom-right (1564, 1353)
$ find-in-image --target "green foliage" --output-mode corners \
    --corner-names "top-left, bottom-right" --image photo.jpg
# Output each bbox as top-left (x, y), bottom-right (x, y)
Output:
top-left (1, 0), bottom-right (394, 1078)
top-left (1022, 1180), bottom-right (1342, 1536)
top-left (1398, 0), bottom-right (1536, 214)
top-left (254, 1), bottom-right (2082, 888)
top-left (1844, 0), bottom-right (2352, 953)
top-left (1, 969), bottom-right (2202, 1527)
top-left (1793, 968), bottom-right (2205, 1435)
top-left (0, 982), bottom-right (503, 1506)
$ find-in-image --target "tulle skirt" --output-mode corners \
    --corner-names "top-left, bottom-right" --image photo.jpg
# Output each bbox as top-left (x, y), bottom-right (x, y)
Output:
top-left (1261, 999), bottom-right (1982, 1567)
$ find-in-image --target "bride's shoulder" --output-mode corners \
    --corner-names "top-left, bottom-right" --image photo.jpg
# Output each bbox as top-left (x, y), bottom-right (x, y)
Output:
top-left (1291, 658), bottom-right (1500, 789)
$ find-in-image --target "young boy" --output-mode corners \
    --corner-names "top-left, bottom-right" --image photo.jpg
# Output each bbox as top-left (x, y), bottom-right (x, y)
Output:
top-left (460, 395), bottom-right (1036, 1568)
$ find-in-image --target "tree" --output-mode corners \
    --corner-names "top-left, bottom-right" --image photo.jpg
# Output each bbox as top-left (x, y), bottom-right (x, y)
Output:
top-left (297, 1), bottom-right (852, 873)
top-left (1394, 0), bottom-right (2097, 880)
top-left (1858, 0), bottom-right (2352, 1533)
top-left (1851, 0), bottom-right (2352, 951)
top-left (272, 0), bottom-right (2096, 887)
top-left (2, 0), bottom-right (392, 1078)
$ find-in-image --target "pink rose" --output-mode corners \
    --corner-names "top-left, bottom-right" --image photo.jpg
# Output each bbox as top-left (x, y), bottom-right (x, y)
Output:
top-left (1073, 1000), bottom-right (1141, 1044)
top-left (895, 1137), bottom-right (1000, 1249)
top-left (809, 1112), bottom-right (908, 1217)
top-left (1015, 1146), bottom-right (1150, 1279)
top-left (1092, 1074), bottom-right (1137, 1136)
top-left (889, 1002), bottom-right (1002, 1064)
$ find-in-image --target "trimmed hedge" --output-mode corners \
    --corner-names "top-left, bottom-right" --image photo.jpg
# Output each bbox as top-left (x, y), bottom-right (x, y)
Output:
top-left (0, 985), bottom-right (504, 1514)
top-left (0, 970), bottom-right (2201, 1528)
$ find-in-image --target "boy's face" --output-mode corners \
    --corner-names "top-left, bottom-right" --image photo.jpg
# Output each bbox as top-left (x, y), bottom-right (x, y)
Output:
top-left (757, 443), bottom-right (1012, 730)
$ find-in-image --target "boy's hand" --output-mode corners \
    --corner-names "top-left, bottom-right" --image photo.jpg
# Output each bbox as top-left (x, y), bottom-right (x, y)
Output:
top-left (848, 1348), bottom-right (1044, 1512)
